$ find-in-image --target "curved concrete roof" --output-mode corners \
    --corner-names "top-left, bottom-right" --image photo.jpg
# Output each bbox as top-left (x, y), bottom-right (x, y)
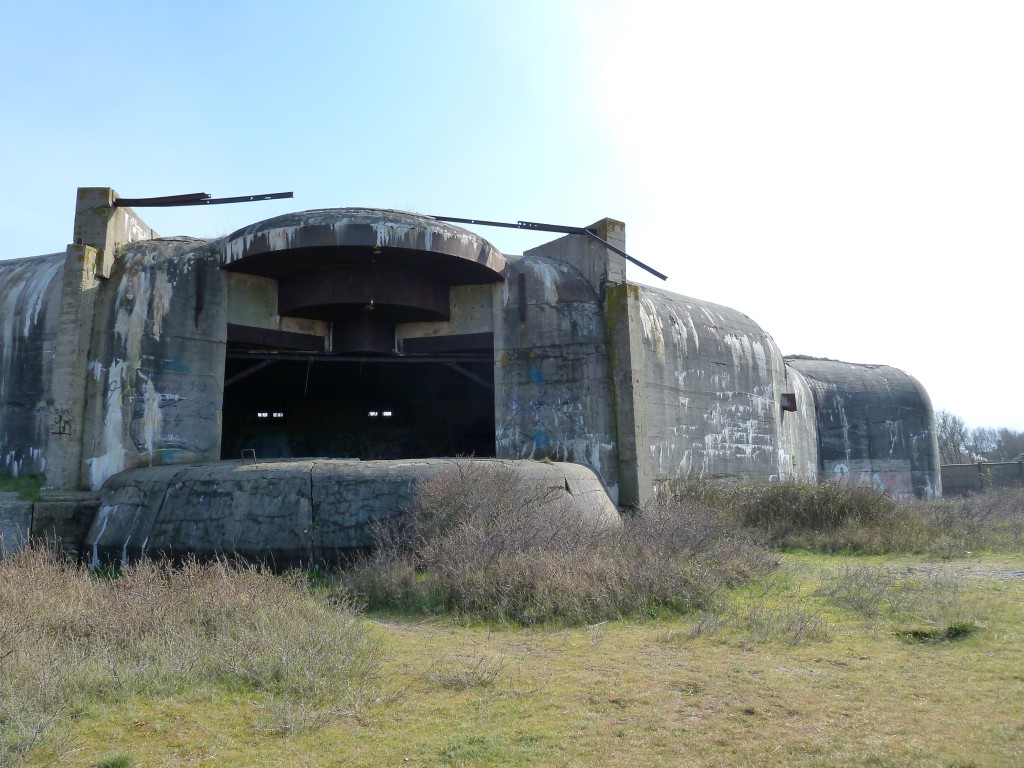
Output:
top-left (785, 358), bottom-right (932, 409)
top-left (219, 207), bottom-right (507, 283)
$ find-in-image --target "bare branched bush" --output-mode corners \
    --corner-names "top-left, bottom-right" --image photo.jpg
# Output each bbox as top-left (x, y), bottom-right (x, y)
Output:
top-left (903, 487), bottom-right (1024, 554)
top-left (426, 650), bottom-right (508, 691)
top-left (0, 545), bottom-right (382, 763)
top-left (345, 462), bottom-right (774, 624)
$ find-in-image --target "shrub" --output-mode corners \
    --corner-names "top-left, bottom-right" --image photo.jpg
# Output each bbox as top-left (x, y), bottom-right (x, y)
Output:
top-left (345, 462), bottom-right (775, 624)
top-left (667, 478), bottom-right (1024, 555)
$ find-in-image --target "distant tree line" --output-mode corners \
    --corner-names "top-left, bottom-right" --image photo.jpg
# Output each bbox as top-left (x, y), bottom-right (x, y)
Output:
top-left (936, 410), bottom-right (1024, 464)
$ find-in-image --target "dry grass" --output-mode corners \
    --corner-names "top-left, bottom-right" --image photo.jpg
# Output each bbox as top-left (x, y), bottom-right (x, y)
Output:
top-left (0, 546), bottom-right (383, 765)
top-left (6, 476), bottom-right (1024, 764)
top-left (24, 552), bottom-right (1024, 767)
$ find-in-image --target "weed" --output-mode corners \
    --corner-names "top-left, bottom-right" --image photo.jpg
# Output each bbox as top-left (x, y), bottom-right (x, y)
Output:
top-left (821, 564), bottom-right (982, 643)
top-left (895, 620), bottom-right (982, 643)
top-left (427, 651), bottom-right (508, 690)
top-left (91, 753), bottom-right (135, 768)
top-left (670, 478), bottom-right (1024, 555)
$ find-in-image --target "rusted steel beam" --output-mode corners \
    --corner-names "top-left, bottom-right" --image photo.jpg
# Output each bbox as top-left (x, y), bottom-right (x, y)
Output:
top-left (112, 192), bottom-right (293, 207)
top-left (431, 214), bottom-right (668, 282)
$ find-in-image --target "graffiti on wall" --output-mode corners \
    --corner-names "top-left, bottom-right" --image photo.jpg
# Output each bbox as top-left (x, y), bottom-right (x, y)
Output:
top-left (825, 459), bottom-right (914, 498)
top-left (127, 367), bottom-right (220, 463)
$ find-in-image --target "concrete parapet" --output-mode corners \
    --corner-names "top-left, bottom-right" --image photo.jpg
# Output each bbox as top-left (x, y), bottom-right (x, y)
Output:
top-left (523, 218), bottom-right (627, 298)
top-left (87, 458), bottom-right (621, 566)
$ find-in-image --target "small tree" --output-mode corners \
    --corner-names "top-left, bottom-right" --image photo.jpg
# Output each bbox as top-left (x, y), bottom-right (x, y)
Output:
top-left (936, 410), bottom-right (971, 464)
top-left (996, 428), bottom-right (1024, 461)
top-left (970, 427), bottom-right (1000, 461)
top-left (937, 413), bottom-right (1024, 463)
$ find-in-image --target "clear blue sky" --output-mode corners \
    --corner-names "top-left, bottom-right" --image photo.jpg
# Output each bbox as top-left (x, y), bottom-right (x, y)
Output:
top-left (3, 1), bottom-right (1022, 430)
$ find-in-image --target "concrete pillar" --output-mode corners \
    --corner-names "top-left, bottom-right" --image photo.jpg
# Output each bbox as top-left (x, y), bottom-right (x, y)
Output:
top-left (44, 188), bottom-right (156, 489)
top-left (523, 218), bottom-right (627, 298)
top-left (605, 281), bottom-right (653, 509)
top-left (44, 243), bottom-right (101, 489)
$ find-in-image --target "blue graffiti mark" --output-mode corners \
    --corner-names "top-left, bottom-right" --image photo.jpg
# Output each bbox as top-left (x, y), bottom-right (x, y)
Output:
top-left (527, 359), bottom-right (545, 386)
top-left (532, 429), bottom-right (552, 451)
top-left (161, 356), bottom-right (192, 373)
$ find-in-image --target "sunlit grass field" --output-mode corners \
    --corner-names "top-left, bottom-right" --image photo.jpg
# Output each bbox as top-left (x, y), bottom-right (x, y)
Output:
top-left (12, 551), bottom-right (1021, 768)
top-left (4, 472), bottom-right (1023, 767)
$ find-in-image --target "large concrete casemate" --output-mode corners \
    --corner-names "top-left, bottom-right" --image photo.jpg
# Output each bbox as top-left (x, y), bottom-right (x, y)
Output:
top-left (0, 188), bottom-right (941, 562)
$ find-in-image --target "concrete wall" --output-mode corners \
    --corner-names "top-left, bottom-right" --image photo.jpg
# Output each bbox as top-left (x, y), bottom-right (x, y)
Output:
top-left (941, 462), bottom-right (1024, 496)
top-left (80, 239), bottom-right (228, 490)
top-left (1, 193), bottom-right (942, 518)
top-left (0, 254), bottom-right (64, 477)
top-left (226, 271), bottom-right (330, 340)
top-left (0, 490), bottom-right (101, 558)
top-left (608, 284), bottom-right (818, 504)
top-left (492, 254), bottom-right (620, 502)
top-left (396, 283), bottom-right (495, 345)
top-left (787, 359), bottom-right (940, 498)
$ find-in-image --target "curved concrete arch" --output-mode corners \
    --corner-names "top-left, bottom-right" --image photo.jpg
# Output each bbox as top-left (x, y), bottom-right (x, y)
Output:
top-left (0, 253), bottom-right (65, 477)
top-left (787, 358), bottom-right (941, 498)
top-left (219, 207), bottom-right (507, 283)
top-left (631, 284), bottom-right (817, 482)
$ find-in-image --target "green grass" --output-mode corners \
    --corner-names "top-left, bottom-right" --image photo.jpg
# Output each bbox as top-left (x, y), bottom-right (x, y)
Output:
top-left (0, 472), bottom-right (44, 501)
top-left (90, 753), bottom-right (135, 768)
top-left (20, 551), bottom-right (1023, 767)
top-left (8, 477), bottom-right (1024, 765)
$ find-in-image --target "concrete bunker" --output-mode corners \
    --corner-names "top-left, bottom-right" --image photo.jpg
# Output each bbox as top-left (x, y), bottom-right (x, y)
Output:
top-left (218, 209), bottom-right (503, 461)
top-left (0, 187), bottom-right (942, 563)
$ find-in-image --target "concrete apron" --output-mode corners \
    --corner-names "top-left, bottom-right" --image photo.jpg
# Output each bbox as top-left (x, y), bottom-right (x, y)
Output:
top-left (86, 458), bottom-right (622, 567)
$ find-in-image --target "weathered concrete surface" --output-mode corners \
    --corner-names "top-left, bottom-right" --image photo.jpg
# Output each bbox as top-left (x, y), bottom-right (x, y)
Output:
top-left (2, 191), bottom-right (942, 519)
top-left (87, 459), bottom-right (621, 565)
top-left (396, 284), bottom-right (495, 346)
top-left (942, 462), bottom-right (1024, 496)
top-left (221, 208), bottom-right (506, 278)
top-left (0, 492), bottom-right (32, 555)
top-left (615, 284), bottom-right (818, 503)
top-left (29, 490), bottom-right (100, 557)
top-left (605, 282), bottom-right (653, 508)
top-left (787, 358), bottom-right (940, 498)
top-left (80, 238), bottom-right (226, 490)
top-left (46, 188), bottom-right (161, 489)
top-left (226, 271), bottom-right (330, 341)
top-left (86, 464), bottom-right (194, 565)
top-left (493, 255), bottom-right (620, 503)
top-left (0, 253), bottom-right (64, 478)
top-left (524, 218), bottom-right (627, 298)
